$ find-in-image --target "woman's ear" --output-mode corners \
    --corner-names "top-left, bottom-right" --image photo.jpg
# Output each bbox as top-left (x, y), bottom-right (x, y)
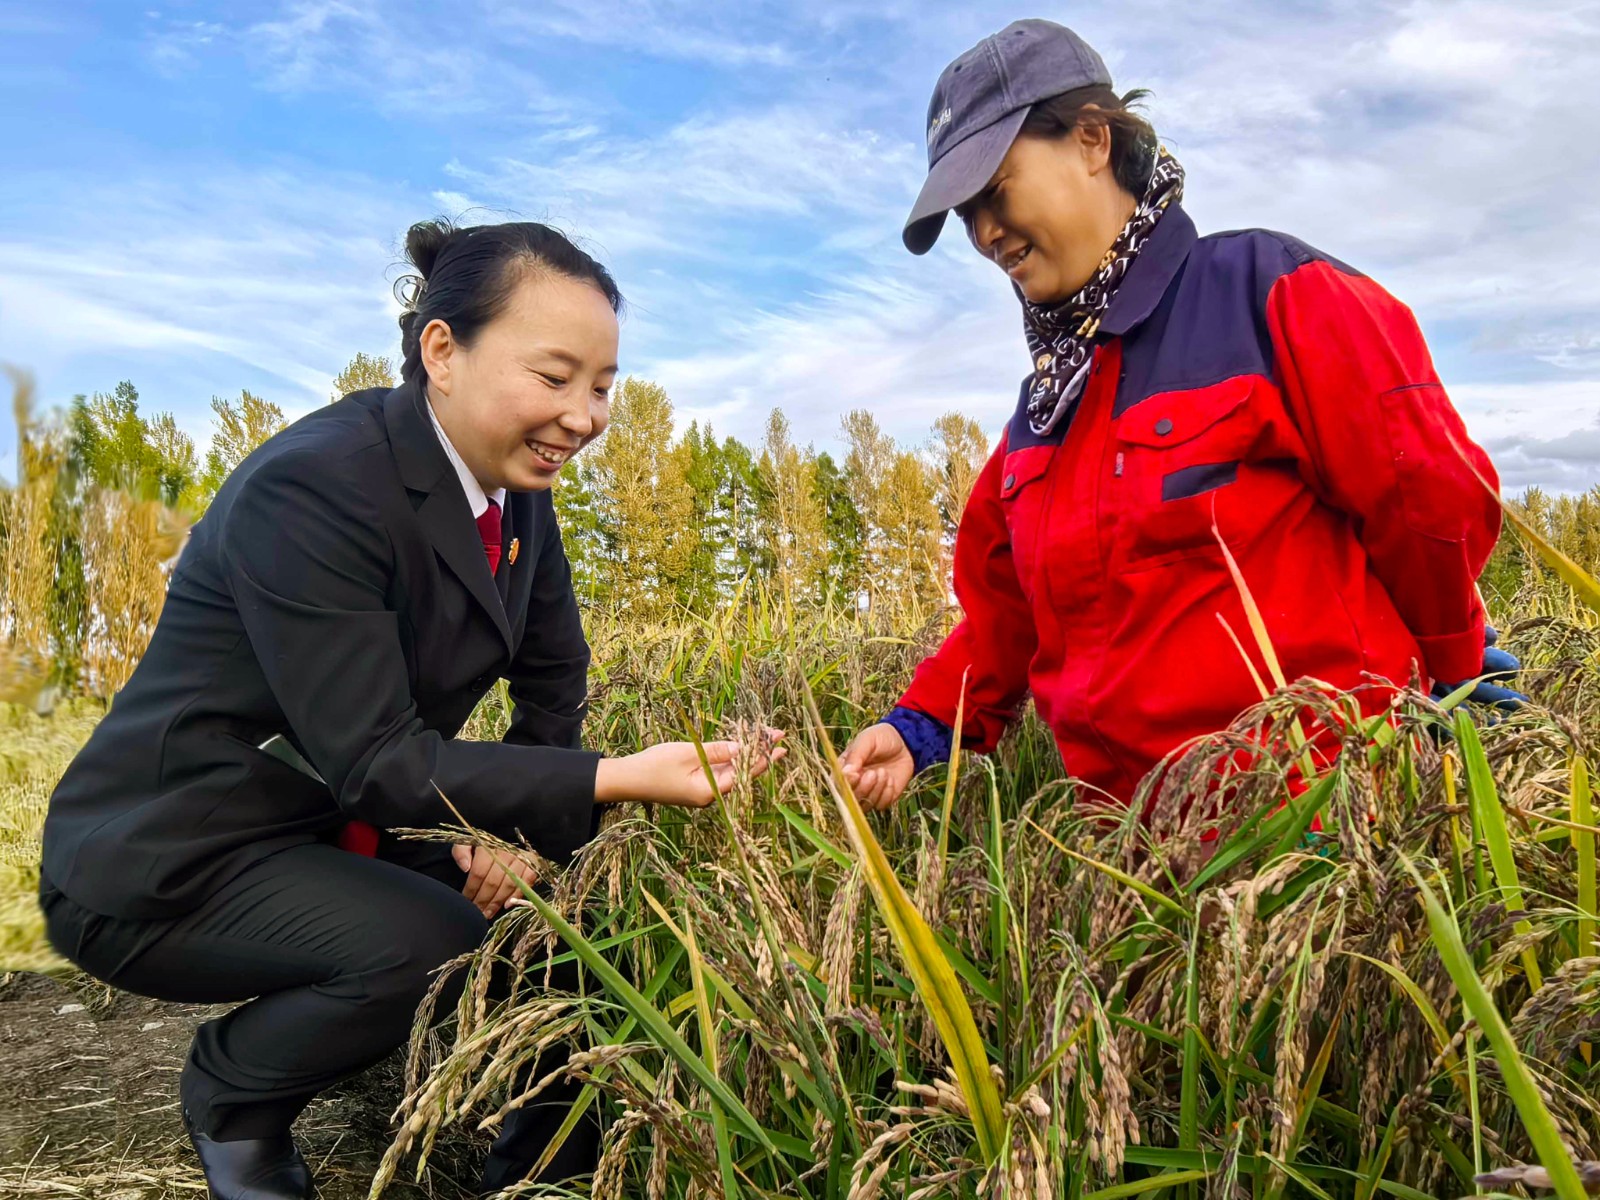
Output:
top-left (1075, 116), bottom-right (1114, 178)
top-left (419, 318), bottom-right (455, 395)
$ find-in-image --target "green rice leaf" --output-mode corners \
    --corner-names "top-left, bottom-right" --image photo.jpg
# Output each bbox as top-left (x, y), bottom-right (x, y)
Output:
top-left (1344, 952), bottom-right (1454, 1063)
top-left (800, 676), bottom-right (1007, 1165)
top-left (1455, 712), bottom-right (1544, 990)
top-left (1574, 757), bottom-right (1597, 959)
top-left (1082, 1169), bottom-right (1210, 1199)
top-left (505, 875), bottom-right (782, 1159)
top-left (1026, 814), bottom-right (1191, 920)
top-left (1400, 854), bottom-right (1590, 1200)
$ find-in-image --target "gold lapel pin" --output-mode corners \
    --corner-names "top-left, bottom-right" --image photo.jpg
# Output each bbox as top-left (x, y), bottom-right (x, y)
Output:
top-left (507, 537), bottom-right (520, 566)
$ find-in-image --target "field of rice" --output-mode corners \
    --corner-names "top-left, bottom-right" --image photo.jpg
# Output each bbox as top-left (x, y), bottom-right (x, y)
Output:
top-left (2, 553), bottom-right (1599, 1198)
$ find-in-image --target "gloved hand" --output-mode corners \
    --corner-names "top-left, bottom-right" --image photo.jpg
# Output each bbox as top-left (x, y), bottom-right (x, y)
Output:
top-left (1431, 625), bottom-right (1527, 712)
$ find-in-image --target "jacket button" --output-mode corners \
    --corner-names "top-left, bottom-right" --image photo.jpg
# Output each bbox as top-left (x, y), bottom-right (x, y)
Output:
top-left (1003, 474), bottom-right (1016, 490)
top-left (1154, 418), bottom-right (1174, 436)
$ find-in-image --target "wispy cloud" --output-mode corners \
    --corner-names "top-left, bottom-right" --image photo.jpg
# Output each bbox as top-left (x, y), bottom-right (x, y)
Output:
top-left (0, 166), bottom-right (418, 442)
top-left (5, 0), bottom-right (1599, 491)
top-left (144, 1), bottom-right (566, 118)
top-left (484, 0), bottom-right (797, 68)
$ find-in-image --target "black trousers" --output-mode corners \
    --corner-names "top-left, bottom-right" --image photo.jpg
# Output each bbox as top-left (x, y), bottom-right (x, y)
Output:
top-left (39, 838), bottom-right (597, 1178)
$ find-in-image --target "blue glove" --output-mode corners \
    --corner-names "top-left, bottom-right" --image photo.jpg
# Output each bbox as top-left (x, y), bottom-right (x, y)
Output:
top-left (1431, 625), bottom-right (1528, 712)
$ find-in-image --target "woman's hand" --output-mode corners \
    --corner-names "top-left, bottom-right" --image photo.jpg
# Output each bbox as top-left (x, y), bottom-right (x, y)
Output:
top-left (452, 843), bottom-right (542, 919)
top-left (596, 729), bottom-right (785, 808)
top-left (839, 723), bottom-right (915, 813)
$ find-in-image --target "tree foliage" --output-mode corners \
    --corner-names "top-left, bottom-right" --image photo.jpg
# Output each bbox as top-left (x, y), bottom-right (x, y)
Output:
top-left (199, 390), bottom-right (287, 502)
top-left (331, 352), bottom-right (397, 402)
top-left (2, 366), bottom-right (997, 690)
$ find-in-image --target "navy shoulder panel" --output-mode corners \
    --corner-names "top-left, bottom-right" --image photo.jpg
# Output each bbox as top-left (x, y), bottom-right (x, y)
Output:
top-left (1112, 228), bottom-right (1359, 416)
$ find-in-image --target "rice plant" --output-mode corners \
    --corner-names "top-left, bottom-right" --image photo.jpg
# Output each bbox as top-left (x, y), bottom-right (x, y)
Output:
top-left (379, 573), bottom-right (1600, 1199)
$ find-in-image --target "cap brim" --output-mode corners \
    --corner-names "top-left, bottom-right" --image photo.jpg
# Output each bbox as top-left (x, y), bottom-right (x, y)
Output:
top-left (902, 107), bottom-right (1028, 255)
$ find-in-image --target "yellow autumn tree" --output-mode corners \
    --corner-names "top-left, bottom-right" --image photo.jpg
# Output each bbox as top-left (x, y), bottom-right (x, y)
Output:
top-left (331, 352), bottom-right (396, 402)
top-left (0, 372), bottom-right (61, 701)
top-left (756, 408), bottom-right (827, 605)
top-left (584, 377), bottom-right (694, 616)
top-left (878, 448), bottom-right (944, 619)
top-left (841, 409), bottom-right (895, 606)
top-left (199, 390), bottom-right (287, 501)
top-left (929, 412), bottom-right (989, 542)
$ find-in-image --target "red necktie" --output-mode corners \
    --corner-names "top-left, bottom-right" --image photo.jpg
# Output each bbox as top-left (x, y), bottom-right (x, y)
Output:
top-left (338, 498), bottom-right (503, 857)
top-left (477, 497), bottom-right (503, 574)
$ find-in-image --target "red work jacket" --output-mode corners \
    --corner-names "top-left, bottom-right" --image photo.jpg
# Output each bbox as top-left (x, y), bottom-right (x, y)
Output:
top-left (897, 205), bottom-right (1502, 804)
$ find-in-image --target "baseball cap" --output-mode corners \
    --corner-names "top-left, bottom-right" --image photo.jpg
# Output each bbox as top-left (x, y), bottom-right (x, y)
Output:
top-left (904, 19), bottom-right (1112, 255)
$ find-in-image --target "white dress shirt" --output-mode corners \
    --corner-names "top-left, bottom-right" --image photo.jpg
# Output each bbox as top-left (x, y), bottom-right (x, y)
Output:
top-left (426, 402), bottom-right (507, 518)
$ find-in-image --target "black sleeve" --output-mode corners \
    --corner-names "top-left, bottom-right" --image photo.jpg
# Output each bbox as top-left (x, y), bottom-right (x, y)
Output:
top-left (221, 455), bottom-right (600, 860)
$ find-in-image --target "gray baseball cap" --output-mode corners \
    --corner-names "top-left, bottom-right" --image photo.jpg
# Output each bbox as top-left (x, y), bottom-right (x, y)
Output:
top-left (904, 19), bottom-right (1112, 255)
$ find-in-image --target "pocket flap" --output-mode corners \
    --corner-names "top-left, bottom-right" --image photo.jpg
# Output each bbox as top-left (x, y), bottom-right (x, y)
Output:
top-left (1116, 378), bottom-right (1252, 448)
top-left (1000, 446), bottom-right (1054, 499)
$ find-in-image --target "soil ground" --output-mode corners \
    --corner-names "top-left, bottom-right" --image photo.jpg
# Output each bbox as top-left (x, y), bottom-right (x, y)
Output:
top-left (0, 970), bottom-right (486, 1199)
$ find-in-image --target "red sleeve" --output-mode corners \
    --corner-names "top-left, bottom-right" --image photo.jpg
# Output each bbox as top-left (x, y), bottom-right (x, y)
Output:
top-left (897, 431), bottom-right (1039, 752)
top-left (1265, 258), bottom-right (1502, 685)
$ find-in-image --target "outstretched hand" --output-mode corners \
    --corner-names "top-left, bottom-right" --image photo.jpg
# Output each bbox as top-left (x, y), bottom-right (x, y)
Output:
top-left (839, 722), bottom-right (915, 813)
top-left (598, 728), bottom-right (785, 808)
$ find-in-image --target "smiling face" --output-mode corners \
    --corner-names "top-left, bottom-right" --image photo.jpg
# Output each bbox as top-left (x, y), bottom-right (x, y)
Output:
top-left (418, 268), bottom-right (619, 492)
top-left (956, 120), bottom-right (1136, 305)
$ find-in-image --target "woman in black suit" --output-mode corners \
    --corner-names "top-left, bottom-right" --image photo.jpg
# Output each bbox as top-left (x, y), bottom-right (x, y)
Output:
top-left (39, 219), bottom-right (780, 1199)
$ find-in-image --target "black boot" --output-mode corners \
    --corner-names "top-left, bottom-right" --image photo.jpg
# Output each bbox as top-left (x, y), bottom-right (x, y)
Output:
top-left (183, 1108), bottom-right (314, 1200)
top-left (477, 1094), bottom-right (600, 1196)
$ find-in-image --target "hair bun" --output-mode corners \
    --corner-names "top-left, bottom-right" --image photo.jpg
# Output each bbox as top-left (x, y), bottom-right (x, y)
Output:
top-left (404, 218), bottom-right (456, 281)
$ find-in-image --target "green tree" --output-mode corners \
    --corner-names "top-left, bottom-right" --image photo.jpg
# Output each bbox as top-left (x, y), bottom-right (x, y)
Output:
top-left (331, 352), bottom-right (396, 402)
top-left (718, 436), bottom-right (761, 591)
top-left (69, 382), bottom-right (197, 506)
top-left (551, 460), bottom-right (604, 601)
top-left (812, 450), bottom-right (862, 607)
top-left (676, 422), bottom-right (724, 613)
top-left (199, 390), bottom-right (287, 501)
top-left (144, 413), bottom-right (199, 508)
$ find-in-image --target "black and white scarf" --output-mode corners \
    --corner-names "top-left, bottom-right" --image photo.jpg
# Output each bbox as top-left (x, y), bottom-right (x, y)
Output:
top-left (1022, 148), bottom-right (1186, 435)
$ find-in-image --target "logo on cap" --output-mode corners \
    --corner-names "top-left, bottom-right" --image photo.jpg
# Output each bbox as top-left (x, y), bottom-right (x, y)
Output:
top-left (927, 106), bottom-right (952, 144)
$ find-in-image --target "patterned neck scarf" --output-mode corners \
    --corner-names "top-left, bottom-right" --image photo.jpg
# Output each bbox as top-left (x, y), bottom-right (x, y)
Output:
top-left (1022, 148), bottom-right (1185, 435)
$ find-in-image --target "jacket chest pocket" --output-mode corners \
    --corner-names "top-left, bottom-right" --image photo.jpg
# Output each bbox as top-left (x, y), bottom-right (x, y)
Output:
top-left (999, 445), bottom-right (1056, 593)
top-left (1111, 379), bottom-right (1262, 570)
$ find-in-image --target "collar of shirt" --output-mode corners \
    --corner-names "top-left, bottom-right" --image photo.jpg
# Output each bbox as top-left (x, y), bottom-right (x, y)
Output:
top-left (426, 401), bottom-right (507, 519)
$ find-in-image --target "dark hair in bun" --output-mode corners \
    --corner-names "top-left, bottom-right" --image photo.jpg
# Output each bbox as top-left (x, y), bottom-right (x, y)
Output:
top-left (395, 219), bottom-right (623, 383)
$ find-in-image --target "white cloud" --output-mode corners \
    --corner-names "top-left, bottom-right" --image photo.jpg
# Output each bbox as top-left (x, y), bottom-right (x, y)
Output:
top-left (143, 1), bottom-right (569, 119)
top-left (1448, 379), bottom-right (1600, 494)
top-left (9, 0), bottom-right (1600, 491)
top-left (484, 0), bottom-right (796, 68)
top-left (0, 168), bottom-right (418, 444)
top-left (640, 257), bottom-right (1023, 442)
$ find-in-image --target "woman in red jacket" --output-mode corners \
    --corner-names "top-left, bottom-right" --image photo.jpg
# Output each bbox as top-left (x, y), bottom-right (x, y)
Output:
top-left (841, 19), bottom-right (1504, 811)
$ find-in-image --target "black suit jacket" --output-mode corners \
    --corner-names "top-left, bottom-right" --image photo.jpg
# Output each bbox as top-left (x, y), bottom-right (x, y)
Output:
top-left (42, 380), bottom-right (599, 919)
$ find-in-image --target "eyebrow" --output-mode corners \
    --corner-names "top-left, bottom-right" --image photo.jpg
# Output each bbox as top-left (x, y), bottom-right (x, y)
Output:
top-left (539, 348), bottom-right (619, 374)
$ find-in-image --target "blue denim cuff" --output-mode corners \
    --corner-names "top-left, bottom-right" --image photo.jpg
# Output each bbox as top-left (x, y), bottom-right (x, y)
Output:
top-left (882, 706), bottom-right (954, 774)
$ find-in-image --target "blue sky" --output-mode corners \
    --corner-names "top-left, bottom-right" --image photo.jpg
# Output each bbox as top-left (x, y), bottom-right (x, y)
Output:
top-left (3, 0), bottom-right (1598, 490)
